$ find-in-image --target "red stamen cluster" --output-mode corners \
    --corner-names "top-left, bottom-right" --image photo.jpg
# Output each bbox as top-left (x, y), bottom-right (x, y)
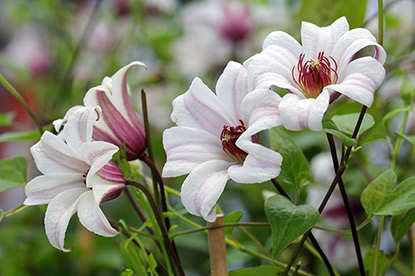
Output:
top-left (292, 52), bottom-right (338, 98)
top-left (220, 120), bottom-right (259, 163)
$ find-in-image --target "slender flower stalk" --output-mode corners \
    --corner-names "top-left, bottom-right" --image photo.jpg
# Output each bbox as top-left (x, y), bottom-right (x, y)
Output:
top-left (0, 72), bottom-right (43, 134)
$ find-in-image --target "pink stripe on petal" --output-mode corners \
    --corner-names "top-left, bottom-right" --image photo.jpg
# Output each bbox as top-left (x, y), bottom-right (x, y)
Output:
top-left (96, 161), bottom-right (125, 183)
top-left (96, 91), bottom-right (146, 158)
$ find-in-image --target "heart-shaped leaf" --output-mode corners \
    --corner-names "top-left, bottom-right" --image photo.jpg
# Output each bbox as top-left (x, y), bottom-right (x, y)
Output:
top-left (363, 247), bottom-right (389, 276)
top-left (332, 113), bottom-right (375, 136)
top-left (269, 127), bottom-right (311, 190)
top-left (361, 170), bottom-right (415, 216)
top-left (265, 195), bottom-right (319, 258)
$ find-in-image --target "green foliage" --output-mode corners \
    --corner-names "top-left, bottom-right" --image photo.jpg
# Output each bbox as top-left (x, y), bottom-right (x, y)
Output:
top-left (121, 268), bottom-right (134, 276)
top-left (394, 132), bottom-right (415, 145)
top-left (0, 209), bottom-right (3, 223)
top-left (298, 0), bottom-right (367, 28)
top-left (0, 129), bottom-right (43, 143)
top-left (0, 157), bottom-right (28, 193)
top-left (363, 247), bottom-right (390, 276)
top-left (390, 208), bottom-right (415, 244)
top-left (382, 107), bottom-right (412, 126)
top-left (269, 127), bottom-right (311, 190)
top-left (322, 115), bottom-right (356, 146)
top-left (265, 195), bottom-right (319, 258)
top-left (120, 235), bottom-right (152, 276)
top-left (361, 170), bottom-right (415, 216)
top-left (228, 265), bottom-right (284, 276)
top-left (332, 113), bottom-right (375, 137)
top-left (223, 211), bottom-right (243, 236)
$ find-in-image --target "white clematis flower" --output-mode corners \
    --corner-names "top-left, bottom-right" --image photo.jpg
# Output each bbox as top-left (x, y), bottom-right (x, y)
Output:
top-left (246, 16), bottom-right (386, 131)
top-left (25, 106), bottom-right (125, 252)
top-left (162, 61), bottom-right (282, 222)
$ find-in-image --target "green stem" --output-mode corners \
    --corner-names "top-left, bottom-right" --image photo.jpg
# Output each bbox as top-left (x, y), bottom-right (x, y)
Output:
top-left (381, 242), bottom-right (400, 276)
top-left (313, 216), bottom-right (373, 234)
top-left (373, 216), bottom-right (386, 276)
top-left (391, 101), bottom-right (410, 170)
top-left (0, 73), bottom-right (43, 134)
top-left (4, 204), bottom-right (29, 217)
top-left (125, 179), bottom-right (185, 276)
top-left (378, 0), bottom-right (384, 45)
top-left (237, 226), bottom-right (271, 257)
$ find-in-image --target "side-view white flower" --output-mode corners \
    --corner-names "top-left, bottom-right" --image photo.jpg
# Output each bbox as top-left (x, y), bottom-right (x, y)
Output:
top-left (162, 61), bottom-right (282, 222)
top-left (246, 16), bottom-right (387, 131)
top-left (24, 106), bottom-right (125, 252)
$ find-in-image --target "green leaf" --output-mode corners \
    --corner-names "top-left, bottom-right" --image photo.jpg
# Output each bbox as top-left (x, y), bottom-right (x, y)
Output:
top-left (223, 211), bottom-right (243, 236)
top-left (120, 236), bottom-right (148, 276)
top-left (332, 113), bottom-right (375, 136)
top-left (0, 112), bottom-right (14, 127)
top-left (391, 208), bottom-right (415, 244)
top-left (322, 116), bottom-right (356, 147)
top-left (0, 157), bottom-right (28, 193)
top-left (361, 170), bottom-right (415, 216)
top-left (395, 132), bottom-right (415, 145)
top-left (265, 195), bottom-right (319, 258)
top-left (228, 265), bottom-right (284, 276)
top-left (0, 129), bottom-right (42, 143)
top-left (361, 169), bottom-right (396, 216)
top-left (121, 268), bottom-right (134, 276)
top-left (299, 0), bottom-right (367, 29)
top-left (363, 247), bottom-right (389, 276)
top-left (0, 209), bottom-right (3, 222)
top-left (269, 127), bottom-right (311, 190)
top-left (147, 254), bottom-right (158, 274)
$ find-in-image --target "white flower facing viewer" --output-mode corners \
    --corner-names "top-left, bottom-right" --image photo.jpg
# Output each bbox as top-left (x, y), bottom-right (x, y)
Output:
top-left (162, 61), bottom-right (282, 222)
top-left (247, 16), bottom-right (386, 131)
top-left (24, 107), bottom-right (125, 252)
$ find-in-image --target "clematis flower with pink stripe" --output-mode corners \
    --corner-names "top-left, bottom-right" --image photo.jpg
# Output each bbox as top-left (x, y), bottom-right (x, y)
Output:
top-left (24, 106), bottom-right (124, 252)
top-left (83, 61), bottom-right (147, 160)
top-left (246, 17), bottom-right (386, 131)
top-left (162, 61), bottom-right (282, 222)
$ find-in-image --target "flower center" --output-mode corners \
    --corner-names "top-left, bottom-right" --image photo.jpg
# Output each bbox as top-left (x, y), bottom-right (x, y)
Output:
top-left (220, 120), bottom-right (259, 163)
top-left (82, 170), bottom-right (92, 189)
top-left (292, 52), bottom-right (338, 98)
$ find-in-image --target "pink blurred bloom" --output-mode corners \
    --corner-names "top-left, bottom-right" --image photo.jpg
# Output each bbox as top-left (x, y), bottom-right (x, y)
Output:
top-left (162, 61), bottom-right (282, 222)
top-left (25, 107), bottom-right (124, 252)
top-left (247, 17), bottom-right (386, 131)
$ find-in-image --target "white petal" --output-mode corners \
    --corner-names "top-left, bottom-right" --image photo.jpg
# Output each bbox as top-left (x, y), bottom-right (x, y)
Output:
top-left (24, 173), bottom-right (83, 205)
top-left (64, 106), bottom-right (101, 153)
top-left (171, 77), bottom-right (233, 135)
top-left (246, 51), bottom-right (304, 97)
top-left (45, 187), bottom-right (87, 252)
top-left (228, 142), bottom-right (282, 183)
top-left (89, 173), bottom-right (124, 204)
top-left (240, 88), bottom-right (281, 132)
top-left (301, 17), bottom-right (349, 58)
top-left (77, 191), bottom-right (118, 237)
top-left (162, 126), bottom-right (227, 178)
top-left (215, 61), bottom-right (249, 121)
top-left (84, 61), bottom-right (147, 123)
top-left (52, 105), bottom-right (84, 133)
top-left (31, 131), bottom-right (88, 175)
top-left (80, 141), bottom-right (119, 187)
top-left (180, 160), bottom-right (232, 222)
top-left (325, 57), bottom-right (386, 107)
top-left (262, 31), bottom-right (303, 54)
top-left (332, 28), bottom-right (386, 75)
top-left (279, 91), bottom-right (329, 131)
